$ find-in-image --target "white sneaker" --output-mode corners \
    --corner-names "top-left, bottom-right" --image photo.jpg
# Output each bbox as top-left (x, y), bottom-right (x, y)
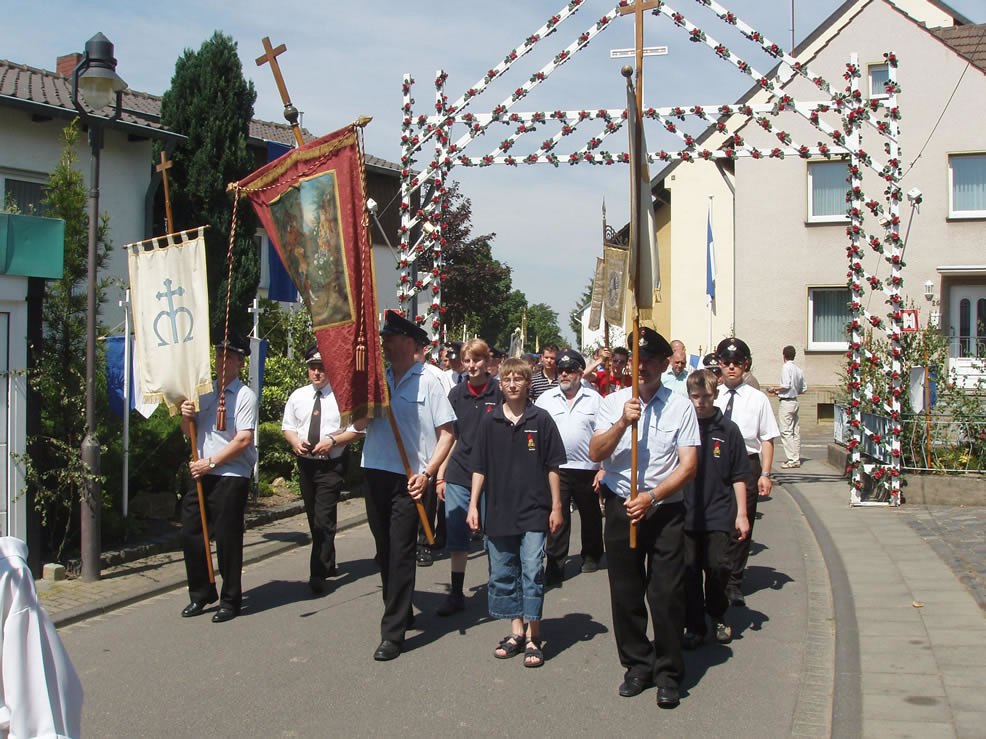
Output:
top-left (781, 461), bottom-right (801, 469)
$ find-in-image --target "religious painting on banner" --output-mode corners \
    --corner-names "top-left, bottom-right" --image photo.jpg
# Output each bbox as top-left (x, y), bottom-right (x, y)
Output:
top-left (236, 121), bottom-right (387, 424)
top-left (126, 227), bottom-right (213, 414)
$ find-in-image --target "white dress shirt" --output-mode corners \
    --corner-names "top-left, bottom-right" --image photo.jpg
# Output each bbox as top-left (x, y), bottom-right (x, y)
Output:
top-left (714, 382), bottom-right (780, 455)
top-left (281, 382), bottom-right (346, 459)
top-left (535, 384), bottom-right (603, 471)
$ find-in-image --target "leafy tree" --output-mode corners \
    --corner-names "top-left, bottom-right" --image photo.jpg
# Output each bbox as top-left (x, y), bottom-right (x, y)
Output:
top-left (157, 31), bottom-right (259, 336)
top-left (14, 121), bottom-right (113, 558)
top-left (526, 303), bottom-right (564, 350)
top-left (439, 183), bottom-right (515, 346)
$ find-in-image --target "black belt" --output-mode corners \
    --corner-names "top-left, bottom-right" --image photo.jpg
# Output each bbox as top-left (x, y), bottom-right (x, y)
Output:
top-left (779, 397), bottom-right (798, 401)
top-left (300, 455), bottom-right (343, 464)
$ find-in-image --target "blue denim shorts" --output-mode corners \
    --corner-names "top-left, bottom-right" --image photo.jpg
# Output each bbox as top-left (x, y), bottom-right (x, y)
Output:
top-left (443, 482), bottom-right (475, 552)
top-left (486, 531), bottom-right (547, 622)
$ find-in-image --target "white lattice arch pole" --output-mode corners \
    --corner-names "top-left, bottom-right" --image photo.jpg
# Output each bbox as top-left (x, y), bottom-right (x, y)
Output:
top-left (397, 0), bottom-right (903, 501)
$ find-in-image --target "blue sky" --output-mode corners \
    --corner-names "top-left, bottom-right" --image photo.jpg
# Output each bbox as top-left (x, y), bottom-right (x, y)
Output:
top-left (5, 0), bottom-right (984, 342)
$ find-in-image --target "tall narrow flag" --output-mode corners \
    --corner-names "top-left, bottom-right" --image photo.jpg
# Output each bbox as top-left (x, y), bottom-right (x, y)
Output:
top-left (126, 227), bottom-right (213, 414)
top-left (706, 206), bottom-right (716, 304)
top-left (626, 86), bottom-right (659, 308)
top-left (236, 121), bottom-right (387, 425)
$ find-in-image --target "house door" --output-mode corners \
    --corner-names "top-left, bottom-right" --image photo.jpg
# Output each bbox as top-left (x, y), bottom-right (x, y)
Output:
top-left (949, 286), bottom-right (986, 358)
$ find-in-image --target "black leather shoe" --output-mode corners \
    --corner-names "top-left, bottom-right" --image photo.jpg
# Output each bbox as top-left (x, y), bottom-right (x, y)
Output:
top-left (727, 588), bottom-right (746, 607)
top-left (211, 607), bottom-right (238, 623)
top-left (416, 546), bottom-right (433, 567)
top-left (373, 640), bottom-right (402, 661)
top-left (308, 577), bottom-right (326, 595)
top-left (436, 592), bottom-right (465, 617)
top-left (618, 675), bottom-right (653, 697)
top-left (180, 596), bottom-right (217, 618)
top-left (657, 686), bottom-right (680, 709)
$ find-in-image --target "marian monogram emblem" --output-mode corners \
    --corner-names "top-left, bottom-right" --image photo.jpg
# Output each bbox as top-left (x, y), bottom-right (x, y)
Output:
top-left (153, 278), bottom-right (195, 346)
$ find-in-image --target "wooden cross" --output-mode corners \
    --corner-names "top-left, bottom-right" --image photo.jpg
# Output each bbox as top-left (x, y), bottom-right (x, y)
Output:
top-left (618, 0), bottom-right (661, 110)
top-left (156, 150), bottom-right (175, 234)
top-left (256, 37), bottom-right (306, 148)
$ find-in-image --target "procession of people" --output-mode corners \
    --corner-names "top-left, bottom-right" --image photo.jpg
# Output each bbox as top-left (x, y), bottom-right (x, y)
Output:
top-left (171, 309), bottom-right (799, 711)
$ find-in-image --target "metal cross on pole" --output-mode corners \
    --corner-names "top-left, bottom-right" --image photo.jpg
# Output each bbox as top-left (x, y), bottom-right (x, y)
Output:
top-left (256, 37), bottom-right (306, 148)
top-left (156, 150), bottom-right (174, 233)
top-left (617, 0), bottom-right (662, 111)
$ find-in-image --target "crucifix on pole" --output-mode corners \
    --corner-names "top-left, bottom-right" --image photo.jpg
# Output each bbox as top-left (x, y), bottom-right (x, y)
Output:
top-left (156, 150), bottom-right (174, 233)
top-left (256, 36), bottom-right (306, 148)
top-left (618, 0), bottom-right (662, 111)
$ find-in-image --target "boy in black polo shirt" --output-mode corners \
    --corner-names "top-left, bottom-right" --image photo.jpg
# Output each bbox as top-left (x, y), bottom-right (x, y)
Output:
top-left (682, 370), bottom-right (751, 648)
top-left (467, 357), bottom-right (565, 668)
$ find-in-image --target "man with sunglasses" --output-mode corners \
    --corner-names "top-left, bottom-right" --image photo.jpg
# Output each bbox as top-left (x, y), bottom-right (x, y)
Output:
top-left (536, 349), bottom-right (604, 586)
top-left (714, 338), bottom-right (780, 607)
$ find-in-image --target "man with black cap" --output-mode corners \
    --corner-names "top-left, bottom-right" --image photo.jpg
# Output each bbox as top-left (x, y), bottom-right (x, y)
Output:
top-left (282, 346), bottom-right (361, 594)
top-left (444, 341), bottom-right (467, 385)
top-left (179, 332), bottom-right (257, 623)
top-left (535, 348), bottom-right (604, 585)
top-left (589, 327), bottom-right (700, 709)
top-left (714, 337), bottom-right (779, 607)
top-left (357, 310), bottom-right (455, 661)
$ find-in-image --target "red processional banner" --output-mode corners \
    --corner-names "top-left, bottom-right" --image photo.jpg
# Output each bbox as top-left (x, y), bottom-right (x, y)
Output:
top-left (235, 122), bottom-right (387, 424)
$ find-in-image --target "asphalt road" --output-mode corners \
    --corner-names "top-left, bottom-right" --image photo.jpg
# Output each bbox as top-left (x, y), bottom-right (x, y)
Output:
top-left (60, 489), bottom-right (825, 738)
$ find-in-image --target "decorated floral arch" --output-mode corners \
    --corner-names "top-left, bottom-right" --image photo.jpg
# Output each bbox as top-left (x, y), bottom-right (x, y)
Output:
top-left (397, 0), bottom-right (904, 505)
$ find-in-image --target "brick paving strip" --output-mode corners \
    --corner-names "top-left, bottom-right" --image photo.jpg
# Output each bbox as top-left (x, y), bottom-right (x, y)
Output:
top-left (899, 504), bottom-right (986, 613)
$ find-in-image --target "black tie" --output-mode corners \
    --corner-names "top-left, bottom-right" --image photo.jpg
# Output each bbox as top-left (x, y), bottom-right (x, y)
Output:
top-left (724, 388), bottom-right (737, 422)
top-left (307, 389), bottom-right (322, 449)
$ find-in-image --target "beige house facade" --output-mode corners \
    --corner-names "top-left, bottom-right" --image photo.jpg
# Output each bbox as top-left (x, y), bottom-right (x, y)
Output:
top-left (650, 0), bottom-right (984, 423)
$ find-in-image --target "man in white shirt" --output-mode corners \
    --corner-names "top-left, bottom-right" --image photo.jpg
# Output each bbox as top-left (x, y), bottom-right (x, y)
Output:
top-left (590, 328), bottom-right (700, 709)
top-left (536, 349), bottom-right (604, 584)
top-left (282, 347), bottom-right (361, 594)
top-left (714, 337), bottom-right (780, 607)
top-left (660, 340), bottom-right (689, 396)
top-left (358, 311), bottom-right (456, 662)
top-left (768, 345), bottom-right (807, 469)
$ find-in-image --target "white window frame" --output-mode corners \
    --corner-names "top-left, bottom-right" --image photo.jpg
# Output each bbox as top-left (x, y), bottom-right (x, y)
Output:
top-left (806, 160), bottom-right (849, 224)
top-left (868, 62), bottom-right (890, 101)
top-left (948, 153), bottom-right (986, 219)
top-left (807, 287), bottom-right (851, 352)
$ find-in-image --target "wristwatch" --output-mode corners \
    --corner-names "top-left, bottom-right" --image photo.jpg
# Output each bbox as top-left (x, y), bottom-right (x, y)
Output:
top-left (208, 458), bottom-right (216, 470)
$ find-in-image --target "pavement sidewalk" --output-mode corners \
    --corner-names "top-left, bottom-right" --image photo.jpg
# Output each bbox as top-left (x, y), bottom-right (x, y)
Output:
top-left (779, 432), bottom-right (986, 739)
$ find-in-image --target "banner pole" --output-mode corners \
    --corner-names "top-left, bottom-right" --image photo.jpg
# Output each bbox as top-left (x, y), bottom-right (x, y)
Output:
top-left (386, 410), bottom-right (435, 545)
top-left (187, 420), bottom-right (216, 584)
top-left (626, 70), bottom-right (644, 550)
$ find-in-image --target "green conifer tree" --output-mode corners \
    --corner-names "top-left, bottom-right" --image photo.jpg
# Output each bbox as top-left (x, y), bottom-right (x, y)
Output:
top-left (158, 31), bottom-right (259, 335)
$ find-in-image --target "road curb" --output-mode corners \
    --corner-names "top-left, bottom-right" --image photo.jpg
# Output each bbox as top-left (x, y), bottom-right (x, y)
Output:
top-left (783, 480), bottom-right (863, 739)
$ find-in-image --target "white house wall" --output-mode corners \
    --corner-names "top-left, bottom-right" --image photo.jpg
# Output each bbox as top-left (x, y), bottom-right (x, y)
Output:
top-left (0, 108), bottom-right (153, 319)
top-left (732, 0), bottom-right (986, 391)
top-left (665, 162), bottom-right (736, 357)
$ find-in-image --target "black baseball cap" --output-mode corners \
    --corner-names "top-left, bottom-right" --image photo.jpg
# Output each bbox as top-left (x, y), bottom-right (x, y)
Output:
top-left (716, 337), bottom-right (751, 363)
top-left (556, 349), bottom-right (586, 372)
top-left (305, 345), bottom-right (323, 364)
top-left (629, 327), bottom-right (673, 358)
top-left (380, 309), bottom-right (429, 345)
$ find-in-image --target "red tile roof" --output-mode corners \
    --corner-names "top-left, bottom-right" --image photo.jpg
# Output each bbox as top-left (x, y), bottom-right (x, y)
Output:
top-left (0, 58), bottom-right (401, 162)
top-left (931, 23), bottom-right (986, 74)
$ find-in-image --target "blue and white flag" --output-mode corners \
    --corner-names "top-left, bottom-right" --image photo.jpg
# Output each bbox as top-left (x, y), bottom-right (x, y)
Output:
top-left (105, 335), bottom-right (159, 419)
top-left (706, 206), bottom-right (716, 305)
top-left (126, 227), bottom-right (212, 414)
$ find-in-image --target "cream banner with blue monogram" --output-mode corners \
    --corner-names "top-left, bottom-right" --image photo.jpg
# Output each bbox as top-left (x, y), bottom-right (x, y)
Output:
top-left (126, 227), bottom-right (212, 415)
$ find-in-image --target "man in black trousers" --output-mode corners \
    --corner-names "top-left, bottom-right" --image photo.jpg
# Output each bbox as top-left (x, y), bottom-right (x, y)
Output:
top-left (356, 311), bottom-right (455, 661)
top-left (589, 328), bottom-right (700, 709)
